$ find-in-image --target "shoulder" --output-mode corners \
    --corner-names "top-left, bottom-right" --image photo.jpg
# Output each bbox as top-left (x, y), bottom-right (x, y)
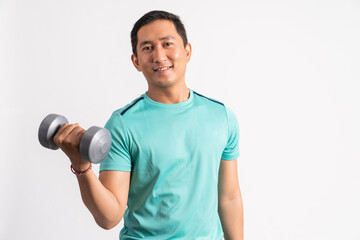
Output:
top-left (105, 94), bottom-right (145, 129)
top-left (193, 90), bottom-right (224, 107)
top-left (192, 90), bottom-right (228, 116)
top-left (113, 94), bottom-right (145, 117)
top-left (192, 90), bottom-right (237, 122)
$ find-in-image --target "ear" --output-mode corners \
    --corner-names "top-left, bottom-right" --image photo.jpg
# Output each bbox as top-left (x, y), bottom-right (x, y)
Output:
top-left (131, 54), bottom-right (142, 72)
top-left (185, 43), bottom-right (192, 63)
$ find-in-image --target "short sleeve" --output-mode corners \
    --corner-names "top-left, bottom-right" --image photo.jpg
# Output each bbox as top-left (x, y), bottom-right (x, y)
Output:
top-left (221, 106), bottom-right (240, 161)
top-left (99, 111), bottom-right (132, 172)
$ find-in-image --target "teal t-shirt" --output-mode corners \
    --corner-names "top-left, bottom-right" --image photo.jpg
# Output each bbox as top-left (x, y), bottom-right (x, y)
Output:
top-left (100, 88), bottom-right (239, 240)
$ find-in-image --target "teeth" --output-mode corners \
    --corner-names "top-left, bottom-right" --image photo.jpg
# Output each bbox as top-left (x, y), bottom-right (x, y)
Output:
top-left (155, 66), bottom-right (171, 71)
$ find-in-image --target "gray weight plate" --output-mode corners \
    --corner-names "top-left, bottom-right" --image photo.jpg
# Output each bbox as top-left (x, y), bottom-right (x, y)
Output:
top-left (79, 126), bottom-right (112, 164)
top-left (38, 114), bottom-right (69, 150)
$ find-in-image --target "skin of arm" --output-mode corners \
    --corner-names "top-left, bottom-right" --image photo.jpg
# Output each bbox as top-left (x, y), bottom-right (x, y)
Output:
top-left (53, 123), bottom-right (131, 229)
top-left (76, 170), bottom-right (131, 229)
top-left (218, 159), bottom-right (244, 240)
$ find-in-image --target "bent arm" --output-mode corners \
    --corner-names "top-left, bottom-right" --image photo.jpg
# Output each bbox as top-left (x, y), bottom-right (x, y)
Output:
top-left (218, 159), bottom-right (244, 240)
top-left (76, 170), bottom-right (130, 229)
top-left (52, 122), bottom-right (131, 229)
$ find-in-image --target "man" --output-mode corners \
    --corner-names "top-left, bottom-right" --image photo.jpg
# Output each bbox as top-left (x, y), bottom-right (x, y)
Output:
top-left (54, 10), bottom-right (243, 240)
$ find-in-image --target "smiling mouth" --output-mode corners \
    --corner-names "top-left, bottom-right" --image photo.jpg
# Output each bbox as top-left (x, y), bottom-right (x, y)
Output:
top-left (153, 65), bottom-right (173, 72)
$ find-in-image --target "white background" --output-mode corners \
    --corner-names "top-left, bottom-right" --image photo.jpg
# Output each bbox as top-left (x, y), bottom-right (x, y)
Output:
top-left (1, 0), bottom-right (360, 239)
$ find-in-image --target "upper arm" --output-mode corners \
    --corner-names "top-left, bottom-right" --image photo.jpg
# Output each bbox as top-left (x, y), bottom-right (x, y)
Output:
top-left (99, 170), bottom-right (131, 213)
top-left (218, 159), bottom-right (241, 201)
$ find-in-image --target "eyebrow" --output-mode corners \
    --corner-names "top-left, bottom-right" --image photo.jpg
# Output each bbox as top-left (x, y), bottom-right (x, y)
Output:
top-left (139, 36), bottom-right (176, 47)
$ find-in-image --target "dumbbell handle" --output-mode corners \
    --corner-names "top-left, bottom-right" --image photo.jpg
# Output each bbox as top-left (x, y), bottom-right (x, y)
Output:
top-left (38, 114), bottom-right (111, 164)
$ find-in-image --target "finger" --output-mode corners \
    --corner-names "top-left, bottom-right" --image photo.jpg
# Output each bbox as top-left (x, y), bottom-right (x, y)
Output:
top-left (69, 129), bottom-right (86, 151)
top-left (65, 126), bottom-right (85, 147)
top-left (54, 124), bottom-right (81, 146)
top-left (53, 123), bottom-right (69, 144)
top-left (55, 123), bottom-right (69, 138)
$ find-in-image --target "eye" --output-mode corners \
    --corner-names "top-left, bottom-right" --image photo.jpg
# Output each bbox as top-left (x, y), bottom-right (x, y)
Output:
top-left (164, 42), bottom-right (173, 47)
top-left (142, 46), bottom-right (152, 52)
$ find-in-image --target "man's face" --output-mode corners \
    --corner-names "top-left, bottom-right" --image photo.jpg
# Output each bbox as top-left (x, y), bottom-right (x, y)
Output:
top-left (131, 20), bottom-right (191, 89)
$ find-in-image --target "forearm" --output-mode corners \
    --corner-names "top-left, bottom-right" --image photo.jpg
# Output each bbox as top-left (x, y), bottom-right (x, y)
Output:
top-left (76, 170), bottom-right (124, 229)
top-left (53, 123), bottom-right (125, 229)
top-left (218, 196), bottom-right (244, 240)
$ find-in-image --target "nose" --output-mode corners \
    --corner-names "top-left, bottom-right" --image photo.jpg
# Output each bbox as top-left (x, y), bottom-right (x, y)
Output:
top-left (152, 47), bottom-right (167, 63)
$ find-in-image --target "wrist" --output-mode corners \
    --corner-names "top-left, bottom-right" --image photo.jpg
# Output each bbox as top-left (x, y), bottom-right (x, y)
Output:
top-left (71, 162), bottom-right (92, 176)
top-left (70, 157), bottom-right (91, 172)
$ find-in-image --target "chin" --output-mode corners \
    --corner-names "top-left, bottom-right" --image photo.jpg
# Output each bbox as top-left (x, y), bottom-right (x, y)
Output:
top-left (148, 78), bottom-right (177, 88)
top-left (153, 82), bottom-right (175, 88)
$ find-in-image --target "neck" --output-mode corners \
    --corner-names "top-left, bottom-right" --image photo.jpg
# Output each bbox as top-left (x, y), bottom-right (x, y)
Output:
top-left (146, 84), bottom-right (190, 104)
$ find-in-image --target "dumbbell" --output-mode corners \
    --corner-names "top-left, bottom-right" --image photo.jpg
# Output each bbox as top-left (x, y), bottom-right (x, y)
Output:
top-left (38, 114), bottom-right (111, 164)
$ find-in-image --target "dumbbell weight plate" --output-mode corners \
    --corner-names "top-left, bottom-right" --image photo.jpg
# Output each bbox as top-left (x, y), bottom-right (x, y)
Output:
top-left (79, 126), bottom-right (112, 164)
top-left (38, 114), bottom-right (69, 150)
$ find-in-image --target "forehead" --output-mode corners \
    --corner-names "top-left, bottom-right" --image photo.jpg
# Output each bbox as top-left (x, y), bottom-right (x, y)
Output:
top-left (137, 20), bottom-right (180, 43)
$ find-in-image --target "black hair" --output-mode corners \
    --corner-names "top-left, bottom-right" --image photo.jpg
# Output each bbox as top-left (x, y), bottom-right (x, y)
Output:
top-left (131, 10), bottom-right (188, 57)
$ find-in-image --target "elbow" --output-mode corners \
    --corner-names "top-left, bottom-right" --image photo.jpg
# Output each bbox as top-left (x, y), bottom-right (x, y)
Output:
top-left (100, 223), bottom-right (117, 230)
top-left (97, 219), bottom-right (121, 230)
top-left (95, 214), bottom-right (123, 230)
top-left (90, 204), bottom-right (126, 230)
